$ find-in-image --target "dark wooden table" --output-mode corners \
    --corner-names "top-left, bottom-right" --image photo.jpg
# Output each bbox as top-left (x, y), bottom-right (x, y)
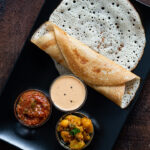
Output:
top-left (0, 0), bottom-right (150, 150)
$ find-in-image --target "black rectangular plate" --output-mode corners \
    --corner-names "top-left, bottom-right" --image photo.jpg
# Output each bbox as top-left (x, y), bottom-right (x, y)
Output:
top-left (0, 0), bottom-right (150, 150)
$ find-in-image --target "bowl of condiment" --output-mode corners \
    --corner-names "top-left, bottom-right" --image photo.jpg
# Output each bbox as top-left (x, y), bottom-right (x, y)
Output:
top-left (14, 89), bottom-right (52, 128)
top-left (56, 112), bottom-right (94, 150)
top-left (50, 75), bottom-right (87, 112)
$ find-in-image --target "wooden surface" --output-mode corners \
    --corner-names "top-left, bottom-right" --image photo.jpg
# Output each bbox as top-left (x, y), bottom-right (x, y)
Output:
top-left (0, 0), bottom-right (150, 150)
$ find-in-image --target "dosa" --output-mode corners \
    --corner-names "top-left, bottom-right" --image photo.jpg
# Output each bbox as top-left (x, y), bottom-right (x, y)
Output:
top-left (31, 21), bottom-right (140, 108)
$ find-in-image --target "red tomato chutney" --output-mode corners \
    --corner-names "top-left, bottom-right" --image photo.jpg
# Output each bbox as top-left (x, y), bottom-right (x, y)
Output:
top-left (15, 90), bottom-right (51, 127)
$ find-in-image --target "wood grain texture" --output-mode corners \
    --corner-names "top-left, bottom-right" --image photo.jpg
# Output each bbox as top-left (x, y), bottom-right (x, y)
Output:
top-left (0, 0), bottom-right (150, 150)
top-left (0, 0), bottom-right (44, 149)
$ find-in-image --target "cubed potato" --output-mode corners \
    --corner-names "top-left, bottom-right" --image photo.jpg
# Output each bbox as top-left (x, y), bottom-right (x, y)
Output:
top-left (60, 119), bottom-right (69, 128)
top-left (61, 131), bottom-right (71, 143)
top-left (70, 139), bottom-right (85, 150)
top-left (75, 132), bottom-right (84, 140)
top-left (81, 117), bottom-right (93, 133)
top-left (83, 131), bottom-right (91, 141)
top-left (66, 115), bottom-right (81, 126)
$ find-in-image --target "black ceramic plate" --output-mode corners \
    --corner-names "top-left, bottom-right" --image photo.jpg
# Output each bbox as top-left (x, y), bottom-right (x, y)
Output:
top-left (0, 0), bottom-right (150, 150)
top-left (135, 0), bottom-right (150, 7)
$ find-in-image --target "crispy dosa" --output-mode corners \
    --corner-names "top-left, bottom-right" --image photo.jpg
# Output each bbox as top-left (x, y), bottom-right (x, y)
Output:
top-left (50, 0), bottom-right (145, 71)
top-left (31, 21), bottom-right (140, 108)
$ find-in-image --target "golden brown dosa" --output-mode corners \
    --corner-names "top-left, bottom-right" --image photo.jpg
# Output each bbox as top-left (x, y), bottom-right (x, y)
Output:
top-left (31, 21), bottom-right (140, 108)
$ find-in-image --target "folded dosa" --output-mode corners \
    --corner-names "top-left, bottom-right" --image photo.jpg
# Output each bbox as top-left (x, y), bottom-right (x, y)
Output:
top-left (31, 21), bottom-right (140, 108)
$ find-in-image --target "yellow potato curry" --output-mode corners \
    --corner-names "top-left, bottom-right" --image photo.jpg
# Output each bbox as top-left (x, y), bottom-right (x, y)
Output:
top-left (57, 114), bottom-right (94, 150)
